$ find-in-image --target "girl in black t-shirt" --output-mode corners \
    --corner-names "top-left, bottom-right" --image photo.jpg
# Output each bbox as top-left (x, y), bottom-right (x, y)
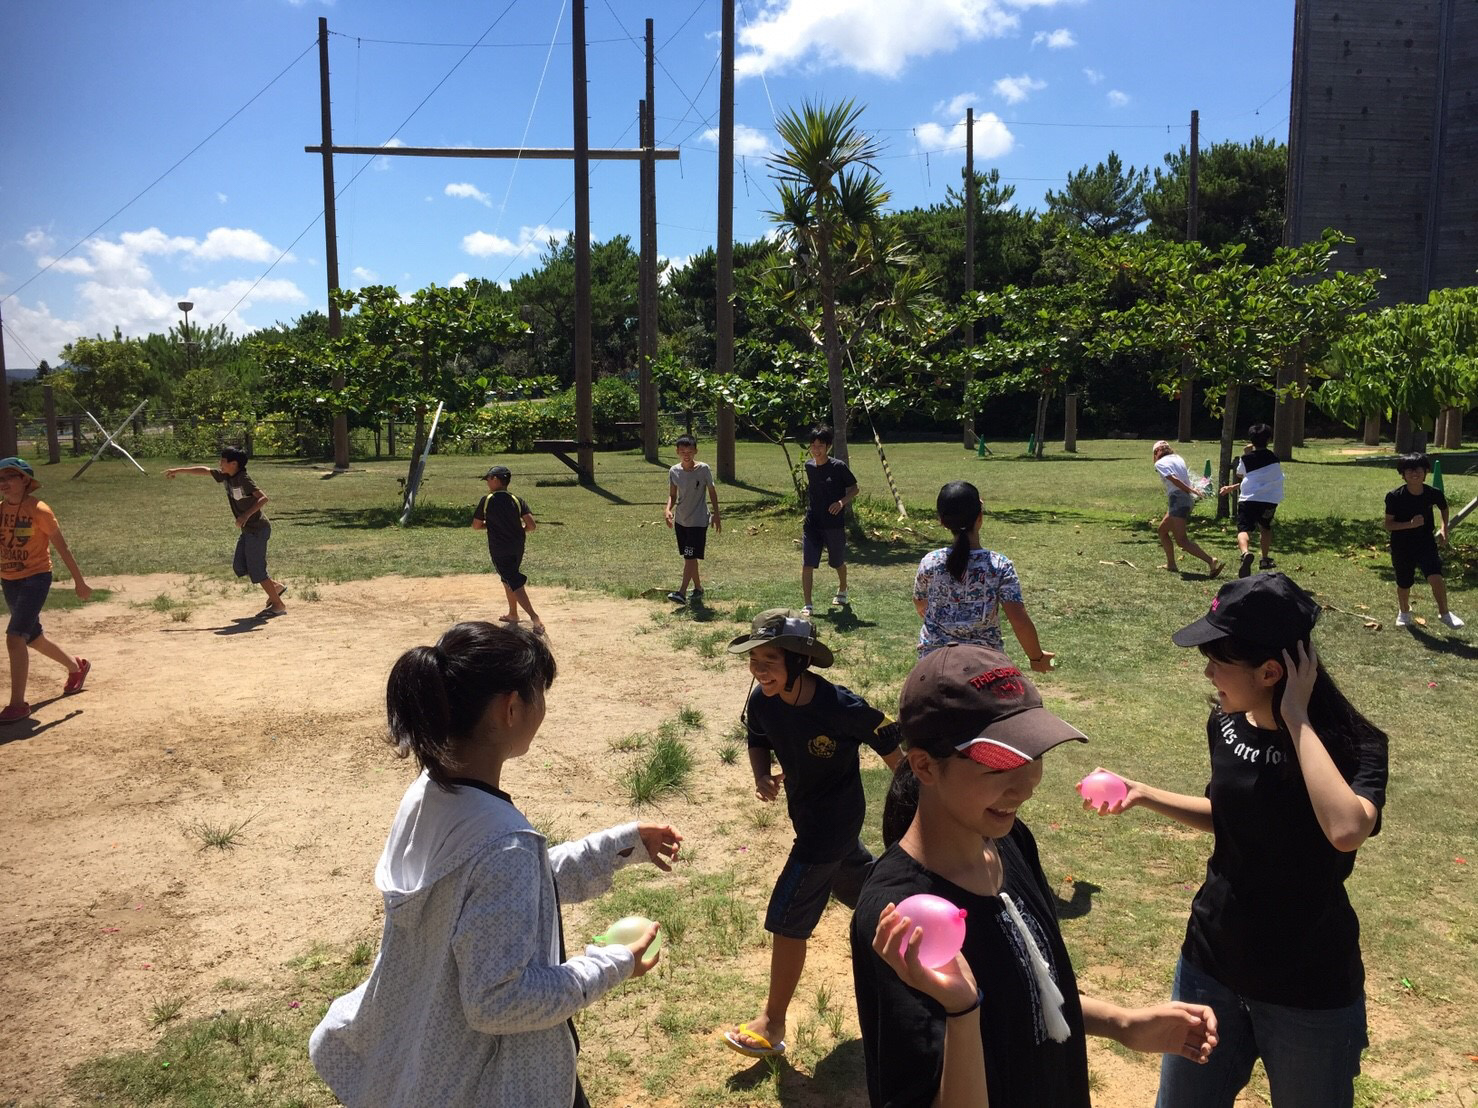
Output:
top-left (853, 644), bottom-right (1218, 1107)
top-left (1089, 573), bottom-right (1388, 1108)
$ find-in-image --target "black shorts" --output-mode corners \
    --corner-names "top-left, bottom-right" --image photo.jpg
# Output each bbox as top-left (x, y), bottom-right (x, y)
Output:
top-left (802, 524), bottom-right (846, 569)
top-left (675, 524), bottom-right (707, 560)
top-left (1235, 500), bottom-right (1278, 533)
top-left (1391, 543), bottom-right (1442, 589)
top-left (491, 552), bottom-right (528, 591)
top-left (764, 839), bottom-right (873, 939)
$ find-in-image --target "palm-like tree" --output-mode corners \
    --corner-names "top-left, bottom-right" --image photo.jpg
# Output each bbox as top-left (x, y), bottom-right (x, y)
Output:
top-left (768, 99), bottom-right (887, 461)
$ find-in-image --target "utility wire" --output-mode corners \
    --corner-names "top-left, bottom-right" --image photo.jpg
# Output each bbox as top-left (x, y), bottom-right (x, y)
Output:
top-left (494, 0), bottom-right (569, 236)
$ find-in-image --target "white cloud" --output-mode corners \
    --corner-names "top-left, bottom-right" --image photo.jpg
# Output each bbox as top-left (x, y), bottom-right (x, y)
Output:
top-left (1003, 0), bottom-right (1085, 7)
top-left (448, 272), bottom-right (471, 288)
top-left (736, 0), bottom-right (1019, 80)
top-left (352, 266), bottom-right (378, 282)
top-left (993, 74), bottom-right (1047, 104)
top-left (1031, 28), bottom-right (1075, 48)
top-left (195, 228), bottom-right (281, 263)
top-left (1107, 89), bottom-right (1130, 107)
top-left (462, 224), bottom-right (566, 259)
top-left (934, 92), bottom-right (979, 117)
top-left (216, 192), bottom-right (229, 204)
top-left (375, 137), bottom-right (405, 172)
top-left (445, 182), bottom-right (492, 206)
top-left (913, 112), bottom-right (1015, 158)
top-left (659, 254), bottom-right (695, 285)
top-left (701, 123), bottom-right (774, 158)
top-left (1083, 67), bottom-right (1104, 84)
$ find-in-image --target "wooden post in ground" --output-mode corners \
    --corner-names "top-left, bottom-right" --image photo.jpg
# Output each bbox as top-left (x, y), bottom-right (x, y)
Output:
top-left (316, 17), bottom-right (349, 470)
top-left (962, 108), bottom-right (977, 449)
top-left (43, 385), bottom-right (61, 464)
top-left (714, 0), bottom-right (737, 480)
top-left (1177, 110), bottom-right (1199, 445)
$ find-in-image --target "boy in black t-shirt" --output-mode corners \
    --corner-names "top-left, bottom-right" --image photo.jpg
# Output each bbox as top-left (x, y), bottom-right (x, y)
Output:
top-left (472, 466), bottom-right (543, 634)
top-left (1383, 453), bottom-right (1464, 629)
top-left (800, 425), bottom-right (858, 617)
top-left (721, 609), bottom-right (902, 1060)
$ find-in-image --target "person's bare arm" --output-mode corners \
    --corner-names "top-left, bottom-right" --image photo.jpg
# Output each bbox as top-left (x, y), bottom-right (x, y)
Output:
top-left (236, 491), bottom-right (268, 529)
top-left (749, 746), bottom-right (783, 801)
top-left (163, 466), bottom-right (212, 479)
top-left (708, 485), bottom-right (722, 533)
top-left (522, 511), bottom-right (537, 534)
top-left (664, 482), bottom-right (678, 527)
top-left (1084, 769), bottom-right (1215, 833)
top-left (1383, 512), bottom-right (1423, 533)
top-left (1002, 601), bottom-right (1054, 673)
top-left (49, 525), bottom-right (92, 600)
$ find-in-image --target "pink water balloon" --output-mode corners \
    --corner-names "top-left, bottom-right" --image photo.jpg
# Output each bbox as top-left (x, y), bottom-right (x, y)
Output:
top-left (1078, 769), bottom-right (1128, 809)
top-left (894, 893), bottom-right (968, 968)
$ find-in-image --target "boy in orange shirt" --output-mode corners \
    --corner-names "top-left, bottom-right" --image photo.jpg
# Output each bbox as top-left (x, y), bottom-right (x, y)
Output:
top-left (0, 457), bottom-right (92, 722)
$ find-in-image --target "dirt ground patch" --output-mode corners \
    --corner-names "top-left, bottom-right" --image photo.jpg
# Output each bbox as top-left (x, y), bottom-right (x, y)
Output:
top-left (2, 573), bottom-right (1186, 1105)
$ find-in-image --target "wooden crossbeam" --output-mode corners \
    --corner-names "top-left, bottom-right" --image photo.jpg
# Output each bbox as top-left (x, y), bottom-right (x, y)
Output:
top-left (305, 144), bottom-right (679, 161)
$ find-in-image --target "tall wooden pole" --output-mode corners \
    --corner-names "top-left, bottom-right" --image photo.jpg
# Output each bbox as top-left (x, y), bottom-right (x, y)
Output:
top-left (640, 20), bottom-right (660, 462)
top-left (572, 0), bottom-right (594, 480)
top-left (639, 97), bottom-right (657, 461)
top-left (317, 18), bottom-right (348, 469)
top-left (714, 0), bottom-right (737, 479)
top-left (1177, 108), bottom-right (1199, 443)
top-left (43, 384), bottom-right (60, 464)
top-left (962, 107), bottom-right (976, 448)
top-left (0, 305), bottom-right (13, 457)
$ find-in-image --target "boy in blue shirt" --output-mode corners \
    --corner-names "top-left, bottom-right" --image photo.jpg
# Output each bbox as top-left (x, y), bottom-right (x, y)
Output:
top-left (1384, 453), bottom-right (1464, 629)
top-left (722, 609), bottom-right (901, 1059)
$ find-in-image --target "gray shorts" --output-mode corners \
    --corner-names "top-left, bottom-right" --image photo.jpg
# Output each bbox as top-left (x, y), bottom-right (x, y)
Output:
top-left (1167, 491), bottom-right (1195, 520)
top-left (233, 523), bottom-right (271, 584)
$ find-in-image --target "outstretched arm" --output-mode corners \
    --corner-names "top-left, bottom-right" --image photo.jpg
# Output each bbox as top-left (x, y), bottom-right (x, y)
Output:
top-left (1080, 995), bottom-right (1217, 1065)
top-left (163, 466), bottom-right (212, 479)
top-left (1083, 767), bottom-right (1214, 833)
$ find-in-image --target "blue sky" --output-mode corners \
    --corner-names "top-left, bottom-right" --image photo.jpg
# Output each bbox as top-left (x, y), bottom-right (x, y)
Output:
top-left (1, 0), bottom-right (1295, 368)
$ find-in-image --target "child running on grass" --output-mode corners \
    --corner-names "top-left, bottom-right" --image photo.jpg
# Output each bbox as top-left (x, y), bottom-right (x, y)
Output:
top-left (1088, 573), bottom-right (1387, 1105)
top-left (722, 609), bottom-right (902, 1060)
top-left (0, 457), bottom-right (91, 722)
top-left (664, 435), bottom-right (720, 606)
top-left (1219, 423), bottom-right (1284, 578)
top-left (164, 448), bottom-right (286, 615)
top-left (914, 480), bottom-right (1054, 671)
top-left (1152, 440), bottom-right (1223, 579)
top-left (1384, 453), bottom-right (1464, 629)
top-left (472, 465), bottom-right (543, 634)
top-left (310, 621), bottom-right (682, 1108)
top-left (800, 425), bottom-right (858, 616)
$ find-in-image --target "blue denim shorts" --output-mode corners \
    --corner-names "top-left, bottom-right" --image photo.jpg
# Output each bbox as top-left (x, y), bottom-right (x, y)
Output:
top-left (1167, 490), bottom-right (1196, 520)
top-left (3, 572), bottom-right (52, 642)
top-left (764, 839), bottom-right (873, 939)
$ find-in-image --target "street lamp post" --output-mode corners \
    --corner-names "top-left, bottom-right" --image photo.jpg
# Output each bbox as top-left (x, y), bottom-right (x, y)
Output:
top-left (177, 300), bottom-right (194, 372)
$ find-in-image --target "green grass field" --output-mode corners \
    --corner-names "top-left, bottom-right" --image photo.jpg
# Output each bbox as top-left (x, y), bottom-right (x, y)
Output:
top-left (42, 437), bottom-right (1478, 1105)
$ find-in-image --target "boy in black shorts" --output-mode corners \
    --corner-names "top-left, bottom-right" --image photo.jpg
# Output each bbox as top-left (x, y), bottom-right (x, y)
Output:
top-left (663, 435), bottom-right (720, 605)
top-left (1219, 423), bottom-right (1284, 578)
top-left (473, 465), bottom-right (543, 634)
top-left (800, 426), bottom-right (858, 616)
top-left (1384, 453), bottom-right (1464, 629)
top-left (721, 609), bottom-right (901, 1060)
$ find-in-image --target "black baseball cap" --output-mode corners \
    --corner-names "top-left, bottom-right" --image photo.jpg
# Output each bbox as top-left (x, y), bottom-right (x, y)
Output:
top-left (481, 465), bottom-right (512, 481)
top-left (899, 644), bottom-right (1087, 771)
top-left (1171, 572), bottom-right (1321, 650)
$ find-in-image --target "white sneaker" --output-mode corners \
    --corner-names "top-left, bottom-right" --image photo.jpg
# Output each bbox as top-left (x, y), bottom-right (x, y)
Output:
top-left (1440, 611), bottom-right (1466, 629)
top-left (800, 604), bottom-right (813, 618)
top-left (832, 590), bottom-right (849, 606)
top-left (1395, 610), bottom-right (1413, 628)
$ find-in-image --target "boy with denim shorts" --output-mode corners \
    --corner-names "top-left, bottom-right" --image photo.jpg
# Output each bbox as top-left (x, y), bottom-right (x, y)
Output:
top-left (1384, 453), bottom-right (1464, 629)
top-left (166, 447), bottom-right (287, 616)
top-left (0, 457), bottom-right (92, 722)
top-left (720, 609), bottom-right (901, 1059)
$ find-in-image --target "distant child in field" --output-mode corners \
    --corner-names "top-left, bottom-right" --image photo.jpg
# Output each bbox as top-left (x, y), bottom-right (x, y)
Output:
top-left (1384, 453), bottom-right (1464, 629)
top-left (164, 448), bottom-right (287, 615)
top-left (801, 425), bottom-right (859, 616)
top-left (664, 435), bottom-right (721, 605)
top-left (310, 621), bottom-right (682, 1108)
top-left (1219, 423), bottom-right (1284, 579)
top-left (1152, 440), bottom-right (1223, 579)
top-left (0, 457), bottom-right (92, 723)
top-left (722, 609), bottom-right (902, 1060)
top-left (915, 480), bottom-right (1054, 672)
top-left (472, 465), bottom-right (542, 634)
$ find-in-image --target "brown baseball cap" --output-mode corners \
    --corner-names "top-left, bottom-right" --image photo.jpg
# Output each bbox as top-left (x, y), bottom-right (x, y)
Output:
top-left (900, 644), bottom-right (1088, 770)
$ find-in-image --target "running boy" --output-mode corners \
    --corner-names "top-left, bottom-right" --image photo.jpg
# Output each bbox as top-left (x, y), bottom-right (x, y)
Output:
top-left (0, 457), bottom-right (92, 722)
top-left (1219, 423), bottom-right (1284, 578)
top-left (473, 465), bottom-right (542, 634)
top-left (1152, 440), bottom-right (1223, 579)
top-left (801, 425), bottom-right (858, 616)
top-left (722, 609), bottom-right (902, 1059)
top-left (164, 448), bottom-right (286, 615)
top-left (664, 435), bottom-right (720, 605)
top-left (1385, 453), bottom-right (1464, 629)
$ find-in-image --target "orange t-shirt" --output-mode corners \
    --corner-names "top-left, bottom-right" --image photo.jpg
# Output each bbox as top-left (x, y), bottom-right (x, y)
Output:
top-left (0, 496), bottom-right (57, 580)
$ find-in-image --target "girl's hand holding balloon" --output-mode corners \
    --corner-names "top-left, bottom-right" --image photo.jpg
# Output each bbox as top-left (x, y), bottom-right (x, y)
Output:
top-left (872, 900), bottom-right (978, 1016)
top-left (1078, 768), bottom-right (1143, 815)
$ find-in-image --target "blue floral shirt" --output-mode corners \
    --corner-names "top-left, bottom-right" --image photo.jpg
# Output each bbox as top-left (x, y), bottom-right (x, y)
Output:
top-left (914, 547), bottom-right (1023, 656)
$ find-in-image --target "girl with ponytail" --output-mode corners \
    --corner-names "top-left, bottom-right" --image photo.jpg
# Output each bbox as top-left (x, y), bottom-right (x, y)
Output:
top-left (311, 621), bottom-right (683, 1107)
top-left (913, 481), bottom-right (1055, 672)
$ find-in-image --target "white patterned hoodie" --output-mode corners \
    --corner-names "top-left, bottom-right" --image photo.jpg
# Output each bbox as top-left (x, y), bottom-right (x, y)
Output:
top-left (309, 771), bottom-right (642, 1107)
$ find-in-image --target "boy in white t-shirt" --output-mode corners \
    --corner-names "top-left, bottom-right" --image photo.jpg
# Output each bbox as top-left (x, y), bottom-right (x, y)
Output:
top-left (663, 435), bottom-right (721, 606)
top-left (1218, 423), bottom-right (1284, 578)
top-left (1152, 441), bottom-right (1223, 579)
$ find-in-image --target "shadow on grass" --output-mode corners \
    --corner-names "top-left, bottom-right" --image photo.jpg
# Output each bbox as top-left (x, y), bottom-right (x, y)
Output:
top-left (275, 505), bottom-right (470, 530)
top-left (1055, 878), bottom-right (1101, 921)
top-left (820, 606), bottom-right (878, 632)
top-left (1299, 449), bottom-right (1478, 473)
top-left (725, 1038), bottom-right (867, 1106)
top-left (1402, 624), bottom-right (1478, 660)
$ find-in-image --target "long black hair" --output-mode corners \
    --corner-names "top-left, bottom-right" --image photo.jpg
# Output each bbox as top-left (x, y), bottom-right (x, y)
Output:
top-left (1200, 636), bottom-right (1387, 776)
top-left (384, 621), bottom-right (557, 788)
top-left (937, 480), bottom-right (983, 583)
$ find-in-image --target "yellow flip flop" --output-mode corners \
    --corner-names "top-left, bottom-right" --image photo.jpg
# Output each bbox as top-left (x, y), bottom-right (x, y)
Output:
top-left (723, 1021), bottom-right (786, 1058)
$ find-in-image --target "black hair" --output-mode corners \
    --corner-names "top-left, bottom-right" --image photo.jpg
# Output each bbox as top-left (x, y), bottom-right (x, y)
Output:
top-left (384, 621), bottom-right (557, 789)
top-left (220, 446), bottom-right (249, 469)
top-left (936, 480), bottom-right (983, 582)
top-left (1199, 636), bottom-right (1387, 777)
top-left (807, 425), bottom-right (834, 447)
top-left (1247, 423), bottom-right (1272, 449)
top-left (1395, 452), bottom-right (1430, 477)
top-left (675, 435), bottom-right (698, 449)
top-left (882, 760), bottom-right (922, 847)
